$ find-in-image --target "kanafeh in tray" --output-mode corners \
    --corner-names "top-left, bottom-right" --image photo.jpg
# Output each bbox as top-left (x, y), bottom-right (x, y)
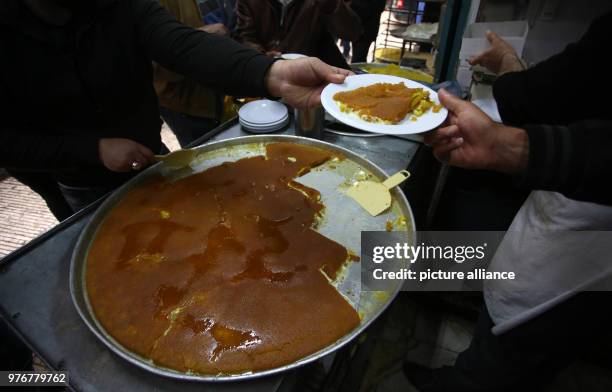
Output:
top-left (85, 142), bottom-right (360, 375)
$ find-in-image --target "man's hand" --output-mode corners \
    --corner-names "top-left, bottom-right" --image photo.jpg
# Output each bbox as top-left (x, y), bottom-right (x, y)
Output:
top-left (265, 57), bottom-right (351, 109)
top-left (424, 89), bottom-right (529, 175)
top-left (99, 138), bottom-right (154, 172)
top-left (468, 31), bottom-right (523, 75)
top-left (199, 23), bottom-right (229, 36)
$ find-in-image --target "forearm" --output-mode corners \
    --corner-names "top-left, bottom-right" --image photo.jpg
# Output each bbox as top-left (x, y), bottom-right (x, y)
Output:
top-left (134, 0), bottom-right (274, 97)
top-left (516, 120), bottom-right (612, 205)
top-left (0, 128), bottom-right (101, 171)
top-left (489, 125), bottom-right (529, 175)
top-left (241, 40), bottom-right (266, 53)
top-left (493, 12), bottom-right (611, 126)
top-left (489, 122), bottom-right (612, 205)
top-left (497, 52), bottom-right (524, 76)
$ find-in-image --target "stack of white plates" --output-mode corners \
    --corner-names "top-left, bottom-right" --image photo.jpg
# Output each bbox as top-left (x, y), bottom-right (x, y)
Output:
top-left (239, 99), bottom-right (289, 133)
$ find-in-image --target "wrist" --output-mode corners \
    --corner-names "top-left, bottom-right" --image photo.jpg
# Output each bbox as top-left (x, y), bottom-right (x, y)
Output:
top-left (498, 51), bottom-right (524, 75)
top-left (490, 125), bottom-right (529, 175)
top-left (264, 60), bottom-right (284, 99)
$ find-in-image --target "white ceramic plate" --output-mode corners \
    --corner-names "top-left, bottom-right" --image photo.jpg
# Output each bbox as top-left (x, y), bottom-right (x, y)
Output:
top-left (281, 53), bottom-right (307, 60)
top-left (238, 100), bottom-right (288, 125)
top-left (239, 114), bottom-right (288, 127)
top-left (321, 74), bottom-right (448, 135)
top-left (240, 117), bottom-right (289, 133)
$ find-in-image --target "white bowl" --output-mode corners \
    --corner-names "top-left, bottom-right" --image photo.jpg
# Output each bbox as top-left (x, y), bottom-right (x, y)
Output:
top-left (240, 117), bottom-right (289, 133)
top-left (238, 100), bottom-right (288, 125)
top-left (239, 114), bottom-right (288, 127)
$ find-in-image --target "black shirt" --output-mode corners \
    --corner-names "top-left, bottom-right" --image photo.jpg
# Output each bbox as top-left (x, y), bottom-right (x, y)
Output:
top-left (493, 10), bottom-right (612, 205)
top-left (0, 0), bottom-right (274, 186)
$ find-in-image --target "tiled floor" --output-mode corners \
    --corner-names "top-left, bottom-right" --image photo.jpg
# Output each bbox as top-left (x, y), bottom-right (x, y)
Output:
top-left (359, 294), bottom-right (476, 392)
top-left (0, 176), bottom-right (58, 258)
top-left (360, 293), bottom-right (612, 392)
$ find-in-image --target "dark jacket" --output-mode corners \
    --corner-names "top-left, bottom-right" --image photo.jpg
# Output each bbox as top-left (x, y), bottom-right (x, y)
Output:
top-left (0, 0), bottom-right (274, 187)
top-left (154, 0), bottom-right (220, 120)
top-left (350, 0), bottom-right (386, 42)
top-left (493, 10), bottom-right (612, 205)
top-left (235, 0), bottom-right (362, 69)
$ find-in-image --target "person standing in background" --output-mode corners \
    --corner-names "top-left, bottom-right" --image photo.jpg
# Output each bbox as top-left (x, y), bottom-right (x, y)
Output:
top-left (406, 11), bottom-right (612, 391)
top-left (349, 0), bottom-right (386, 63)
top-left (199, 0), bottom-right (237, 32)
top-left (235, 0), bottom-right (363, 69)
top-left (155, 0), bottom-right (230, 147)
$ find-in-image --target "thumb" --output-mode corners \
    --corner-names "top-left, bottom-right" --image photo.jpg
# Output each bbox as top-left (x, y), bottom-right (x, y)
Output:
top-left (486, 30), bottom-right (501, 45)
top-left (137, 144), bottom-right (155, 163)
top-left (327, 72), bottom-right (348, 84)
top-left (310, 58), bottom-right (348, 84)
top-left (438, 89), bottom-right (467, 114)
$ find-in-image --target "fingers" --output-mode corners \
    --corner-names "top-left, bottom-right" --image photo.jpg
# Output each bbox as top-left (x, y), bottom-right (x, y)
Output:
top-left (310, 58), bottom-right (348, 84)
top-left (485, 30), bottom-right (501, 45)
top-left (127, 143), bottom-right (155, 171)
top-left (433, 137), bottom-right (464, 163)
top-left (423, 124), bottom-right (461, 147)
top-left (468, 51), bottom-right (487, 66)
top-left (331, 66), bottom-right (353, 77)
top-left (137, 144), bottom-right (155, 164)
top-left (438, 89), bottom-right (467, 114)
top-left (307, 86), bottom-right (325, 108)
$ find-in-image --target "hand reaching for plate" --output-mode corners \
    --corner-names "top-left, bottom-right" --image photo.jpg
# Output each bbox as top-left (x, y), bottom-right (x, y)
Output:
top-left (424, 89), bottom-right (529, 174)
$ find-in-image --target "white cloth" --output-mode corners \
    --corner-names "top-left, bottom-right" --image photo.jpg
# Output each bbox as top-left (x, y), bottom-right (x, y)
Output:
top-left (484, 190), bottom-right (612, 335)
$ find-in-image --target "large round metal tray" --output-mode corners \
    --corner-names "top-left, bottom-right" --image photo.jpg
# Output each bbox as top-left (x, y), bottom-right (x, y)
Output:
top-left (70, 135), bottom-right (415, 381)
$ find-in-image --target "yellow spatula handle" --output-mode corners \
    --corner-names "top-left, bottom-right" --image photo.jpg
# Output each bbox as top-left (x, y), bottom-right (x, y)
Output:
top-left (382, 170), bottom-right (411, 190)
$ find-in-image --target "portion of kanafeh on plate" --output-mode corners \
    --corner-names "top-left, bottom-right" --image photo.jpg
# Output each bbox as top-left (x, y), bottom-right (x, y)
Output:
top-left (333, 82), bottom-right (441, 124)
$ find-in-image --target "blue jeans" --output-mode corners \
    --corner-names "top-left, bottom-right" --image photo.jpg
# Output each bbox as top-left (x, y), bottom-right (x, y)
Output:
top-left (159, 107), bottom-right (219, 148)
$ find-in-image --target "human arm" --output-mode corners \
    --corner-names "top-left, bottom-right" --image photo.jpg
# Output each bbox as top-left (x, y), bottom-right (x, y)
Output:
top-left (0, 80), bottom-right (153, 172)
top-left (491, 11), bottom-right (612, 126)
top-left (425, 90), bottom-right (612, 205)
top-left (134, 0), bottom-right (273, 97)
top-left (0, 128), bottom-right (153, 173)
top-left (153, 24), bottom-right (231, 85)
top-left (468, 31), bottom-right (524, 76)
top-left (265, 57), bottom-right (351, 108)
top-left (133, 0), bottom-right (350, 108)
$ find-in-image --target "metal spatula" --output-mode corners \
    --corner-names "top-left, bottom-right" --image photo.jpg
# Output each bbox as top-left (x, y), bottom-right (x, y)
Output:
top-left (153, 148), bottom-right (198, 168)
top-left (346, 170), bottom-right (411, 216)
